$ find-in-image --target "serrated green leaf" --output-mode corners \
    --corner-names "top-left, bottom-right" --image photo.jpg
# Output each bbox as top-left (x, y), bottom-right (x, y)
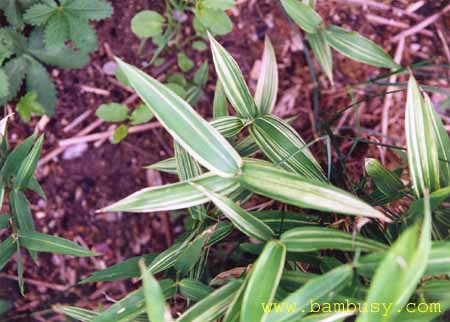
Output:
top-left (17, 91), bottom-right (46, 123)
top-left (14, 135), bottom-right (44, 190)
top-left (26, 59), bottom-right (57, 115)
top-left (209, 34), bottom-right (258, 118)
top-left (213, 80), bottom-right (228, 119)
top-left (0, 69), bottom-right (10, 99)
top-left (23, 1), bottom-right (57, 26)
top-left (177, 280), bottom-right (242, 322)
top-left (66, 14), bottom-right (98, 52)
top-left (179, 279), bottom-right (213, 302)
top-left (116, 59), bottom-right (242, 177)
top-left (250, 115), bottom-right (327, 182)
top-left (131, 10), bottom-right (165, 38)
top-left (325, 25), bottom-right (399, 69)
top-left (44, 12), bottom-right (69, 48)
top-left (64, 0), bottom-right (113, 21)
top-left (255, 36), bottom-right (278, 114)
top-left (280, 226), bottom-right (387, 253)
top-left (281, 0), bottom-right (322, 33)
top-left (307, 30), bottom-right (333, 84)
top-left (54, 306), bottom-right (98, 322)
top-left (356, 194), bottom-right (432, 322)
top-left (265, 264), bottom-right (353, 322)
top-left (2, 57), bottom-right (27, 103)
top-left (239, 159), bottom-right (390, 221)
top-left (242, 240), bottom-right (286, 322)
top-left (210, 116), bottom-right (245, 138)
top-left (96, 103), bottom-right (129, 122)
top-left (365, 158), bottom-right (404, 198)
top-left (19, 231), bottom-right (97, 257)
top-left (405, 76), bottom-right (440, 198)
top-left (0, 236), bottom-right (16, 270)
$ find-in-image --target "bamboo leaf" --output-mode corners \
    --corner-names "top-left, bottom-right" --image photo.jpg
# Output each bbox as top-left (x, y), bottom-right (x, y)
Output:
top-left (101, 173), bottom-right (239, 213)
top-left (405, 76), bottom-right (440, 198)
top-left (280, 227), bottom-right (388, 253)
top-left (253, 210), bottom-right (320, 233)
top-left (325, 25), bottom-right (399, 69)
top-left (116, 58), bottom-right (242, 177)
top-left (249, 115), bottom-right (327, 182)
top-left (192, 183), bottom-right (274, 241)
top-left (242, 240), bottom-right (286, 322)
top-left (307, 30), bottom-right (333, 84)
top-left (1, 135), bottom-right (35, 183)
top-left (209, 34), bottom-right (258, 119)
top-left (281, 0), bottom-right (322, 33)
top-left (177, 280), bottom-right (242, 322)
top-left (235, 135), bottom-right (259, 157)
top-left (255, 36), bottom-right (278, 114)
top-left (356, 193), bottom-right (432, 322)
top-left (0, 235), bottom-right (16, 270)
top-left (213, 80), bottom-right (229, 119)
top-left (365, 158), bottom-right (404, 198)
top-left (210, 116), bottom-right (245, 138)
top-left (265, 264), bottom-right (353, 322)
top-left (19, 232), bottom-right (97, 257)
top-left (54, 306), bottom-right (98, 322)
top-left (239, 159), bottom-right (390, 221)
top-left (223, 276), bottom-right (249, 322)
top-left (14, 135), bottom-right (44, 189)
top-left (179, 279), bottom-right (213, 302)
top-left (174, 234), bottom-right (207, 274)
top-left (146, 157), bottom-right (178, 174)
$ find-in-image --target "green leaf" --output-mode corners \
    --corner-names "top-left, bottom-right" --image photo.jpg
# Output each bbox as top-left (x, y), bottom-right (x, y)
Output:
top-left (250, 115), bottom-right (326, 182)
top-left (235, 136), bottom-right (259, 157)
top-left (0, 299), bottom-right (10, 317)
top-left (193, 61), bottom-right (209, 86)
top-left (196, 8), bottom-right (233, 36)
top-left (19, 231), bottom-right (97, 257)
top-left (96, 103), bottom-right (129, 122)
top-left (10, 190), bottom-right (36, 234)
top-left (64, 0), bottom-right (113, 21)
top-left (209, 34), bottom-right (258, 118)
top-left (0, 215), bottom-right (9, 230)
top-left (281, 0), bottom-right (322, 33)
top-left (44, 12), bottom-right (69, 48)
top-left (17, 91), bottom-right (46, 123)
top-left (116, 59), bottom-right (242, 177)
top-left (265, 264), bottom-right (353, 322)
top-left (356, 194), bottom-right (432, 322)
top-left (421, 280), bottom-right (450, 301)
top-left (254, 210), bottom-right (320, 232)
top-left (14, 135), bottom-right (44, 190)
top-left (102, 172), bottom-right (239, 213)
top-left (177, 52), bottom-right (195, 72)
top-left (210, 116), bottom-right (245, 138)
top-left (192, 183), bottom-right (274, 241)
top-left (365, 158), bottom-right (405, 198)
top-left (66, 14), bottom-right (98, 52)
top-left (242, 240), bottom-right (286, 322)
top-left (131, 10), bottom-right (165, 38)
top-left (2, 57), bottom-right (27, 103)
top-left (146, 157), bottom-right (178, 174)
top-left (92, 288), bottom-right (146, 322)
top-left (255, 36), bottom-right (278, 114)
top-left (177, 280), bottom-right (242, 322)
top-left (174, 234), bottom-right (207, 274)
top-left (192, 40), bottom-right (208, 52)
top-left (307, 30), bottom-right (333, 84)
top-left (112, 125), bottom-right (128, 144)
top-left (280, 226), bottom-right (387, 252)
top-left (54, 306), bottom-right (98, 322)
top-left (0, 236), bottom-right (16, 270)
top-left (223, 275), bottom-right (249, 322)
top-left (405, 76), bottom-right (440, 198)
top-left (0, 69), bottom-right (10, 99)
top-left (26, 59), bottom-right (57, 115)
top-left (23, 1), bottom-right (57, 26)
top-left (147, 238), bottom-right (192, 275)
top-left (213, 80), bottom-right (229, 119)
top-left (81, 254), bottom-right (156, 283)
top-left (130, 103), bottom-right (154, 125)
top-left (325, 25), bottom-right (399, 69)
top-left (239, 159), bottom-right (390, 221)
top-left (1, 135), bottom-right (35, 182)
top-left (203, 0), bottom-right (235, 10)
top-left (179, 278), bottom-right (213, 302)
top-left (139, 260), bottom-right (173, 322)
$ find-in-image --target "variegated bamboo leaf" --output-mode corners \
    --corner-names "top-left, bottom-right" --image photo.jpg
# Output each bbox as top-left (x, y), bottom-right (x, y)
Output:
top-left (146, 157), bottom-right (178, 174)
top-left (281, 227), bottom-right (387, 253)
top-left (255, 36), bottom-right (278, 114)
top-left (239, 159), bottom-right (390, 221)
top-left (213, 80), bottom-right (229, 119)
top-left (307, 30), bottom-right (333, 84)
top-left (101, 173), bottom-right (239, 213)
top-left (325, 25), bottom-right (399, 69)
top-left (54, 306), bottom-right (98, 322)
top-left (210, 116), bottom-right (245, 138)
top-left (365, 158), bottom-right (405, 198)
top-left (405, 76), bottom-right (440, 198)
top-left (235, 135), bottom-right (259, 157)
top-left (209, 34), bottom-right (258, 119)
top-left (116, 58), bottom-right (242, 177)
top-left (249, 115), bottom-right (327, 182)
top-left (179, 279), bottom-right (213, 302)
top-left (281, 0), bottom-right (322, 34)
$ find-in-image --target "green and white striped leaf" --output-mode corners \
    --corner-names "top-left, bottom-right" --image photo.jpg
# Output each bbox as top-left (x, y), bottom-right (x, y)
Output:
top-left (405, 76), bottom-right (440, 198)
top-left (307, 30), bottom-right (333, 84)
top-left (101, 173), bottom-right (239, 213)
top-left (239, 159), bottom-right (390, 221)
top-left (250, 115), bottom-right (326, 182)
top-left (179, 279), bottom-right (213, 302)
top-left (175, 143), bottom-right (207, 221)
top-left (423, 92), bottom-right (450, 188)
top-left (147, 236), bottom-right (192, 275)
top-left (192, 183), bottom-right (274, 241)
top-left (209, 34), bottom-right (258, 119)
top-left (253, 210), bottom-right (320, 233)
top-left (116, 58), bottom-right (242, 177)
top-left (235, 135), bottom-right (259, 157)
top-left (281, 0), bottom-right (322, 34)
top-left (174, 234), bottom-right (207, 275)
top-left (255, 36), bottom-right (278, 114)
top-left (0, 235), bottom-right (16, 270)
top-left (14, 135), bottom-right (44, 190)
top-left (19, 232), bottom-right (97, 257)
top-left (213, 80), bottom-right (229, 119)
top-left (223, 276), bottom-right (249, 322)
top-left (265, 264), bottom-right (353, 322)
top-left (177, 280), bottom-right (242, 322)
top-left (139, 260), bottom-right (173, 322)
top-left (365, 158), bottom-right (404, 198)
top-left (421, 280), bottom-right (450, 301)
top-left (242, 240), bottom-right (286, 322)
top-left (54, 306), bottom-right (98, 322)
top-left (325, 25), bottom-right (399, 69)
top-left (280, 227), bottom-right (387, 253)
top-left (146, 157), bottom-right (178, 174)
top-left (210, 116), bottom-right (245, 138)
top-left (356, 194), bottom-right (432, 322)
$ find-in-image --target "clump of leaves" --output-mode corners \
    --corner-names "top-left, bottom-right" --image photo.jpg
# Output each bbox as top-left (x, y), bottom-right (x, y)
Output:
top-left (0, 116), bottom-right (96, 297)
top-left (281, 0), bottom-right (400, 84)
top-left (0, 0), bottom-right (113, 119)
